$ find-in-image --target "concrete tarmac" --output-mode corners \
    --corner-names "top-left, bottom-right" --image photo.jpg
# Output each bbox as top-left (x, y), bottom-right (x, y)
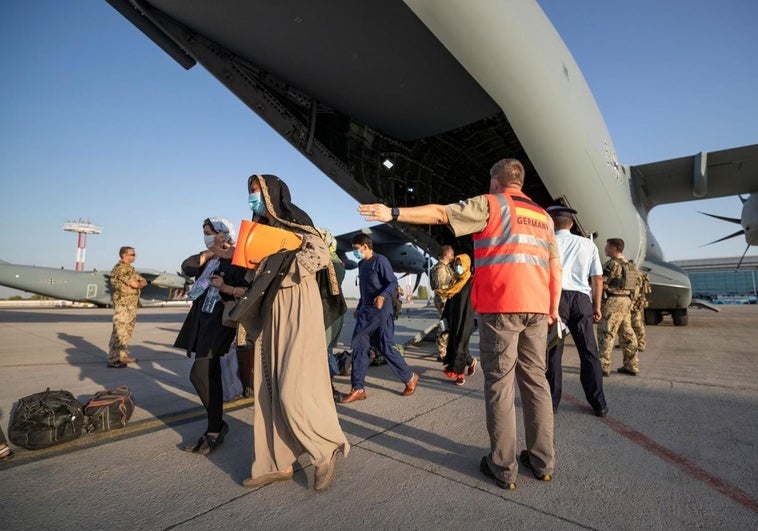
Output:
top-left (0, 302), bottom-right (756, 530)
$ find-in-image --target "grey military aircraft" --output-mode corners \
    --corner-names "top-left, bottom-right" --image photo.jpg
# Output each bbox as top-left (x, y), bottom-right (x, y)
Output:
top-left (106, 0), bottom-right (758, 326)
top-left (335, 224), bottom-right (429, 293)
top-left (0, 260), bottom-right (189, 307)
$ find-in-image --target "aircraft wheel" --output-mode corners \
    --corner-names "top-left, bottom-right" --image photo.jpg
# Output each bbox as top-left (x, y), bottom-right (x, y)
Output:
top-left (671, 309), bottom-right (688, 327)
top-left (644, 309), bottom-right (662, 326)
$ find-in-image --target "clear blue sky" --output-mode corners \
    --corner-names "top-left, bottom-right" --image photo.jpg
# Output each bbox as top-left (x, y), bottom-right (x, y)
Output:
top-left (1, 1), bottom-right (756, 299)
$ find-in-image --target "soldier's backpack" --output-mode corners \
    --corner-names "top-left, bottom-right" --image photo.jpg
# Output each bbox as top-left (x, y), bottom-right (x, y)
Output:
top-left (614, 258), bottom-right (641, 291)
top-left (83, 386), bottom-right (135, 433)
top-left (9, 388), bottom-right (84, 450)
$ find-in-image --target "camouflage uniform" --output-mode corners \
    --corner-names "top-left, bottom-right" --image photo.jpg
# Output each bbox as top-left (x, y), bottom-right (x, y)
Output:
top-left (108, 261), bottom-right (145, 364)
top-left (597, 256), bottom-right (638, 374)
top-left (430, 260), bottom-right (454, 359)
top-left (630, 272), bottom-right (651, 352)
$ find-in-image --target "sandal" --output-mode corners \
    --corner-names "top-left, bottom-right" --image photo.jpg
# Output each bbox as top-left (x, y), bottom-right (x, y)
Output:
top-left (0, 444), bottom-right (14, 461)
top-left (183, 436), bottom-right (206, 453)
top-left (198, 421), bottom-right (229, 456)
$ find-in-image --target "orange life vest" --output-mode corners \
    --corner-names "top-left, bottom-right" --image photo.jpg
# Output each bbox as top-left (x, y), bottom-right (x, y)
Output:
top-left (472, 191), bottom-right (554, 314)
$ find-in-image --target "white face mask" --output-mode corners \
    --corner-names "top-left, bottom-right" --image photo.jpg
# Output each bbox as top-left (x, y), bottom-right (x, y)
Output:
top-left (204, 234), bottom-right (216, 249)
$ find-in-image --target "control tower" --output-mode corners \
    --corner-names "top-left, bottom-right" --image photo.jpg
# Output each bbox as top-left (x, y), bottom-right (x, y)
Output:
top-left (63, 219), bottom-right (102, 271)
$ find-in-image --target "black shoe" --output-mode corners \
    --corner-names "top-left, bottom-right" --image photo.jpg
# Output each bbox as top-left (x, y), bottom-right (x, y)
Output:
top-left (593, 407), bottom-right (609, 417)
top-left (199, 422), bottom-right (229, 457)
top-left (617, 367), bottom-right (638, 376)
top-left (107, 361), bottom-right (127, 368)
top-left (183, 436), bottom-right (205, 453)
top-left (519, 450), bottom-right (552, 481)
top-left (479, 457), bottom-right (515, 490)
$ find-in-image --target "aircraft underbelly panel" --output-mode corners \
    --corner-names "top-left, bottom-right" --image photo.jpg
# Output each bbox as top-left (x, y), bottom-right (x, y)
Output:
top-left (147, 0), bottom-right (499, 141)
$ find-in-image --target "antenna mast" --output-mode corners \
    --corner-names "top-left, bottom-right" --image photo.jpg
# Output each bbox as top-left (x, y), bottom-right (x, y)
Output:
top-left (63, 219), bottom-right (102, 271)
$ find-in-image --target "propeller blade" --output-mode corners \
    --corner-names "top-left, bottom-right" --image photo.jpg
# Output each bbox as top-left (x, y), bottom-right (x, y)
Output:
top-left (701, 229), bottom-right (745, 246)
top-left (735, 245), bottom-right (750, 271)
top-left (698, 211), bottom-right (741, 224)
top-left (413, 273), bottom-right (423, 294)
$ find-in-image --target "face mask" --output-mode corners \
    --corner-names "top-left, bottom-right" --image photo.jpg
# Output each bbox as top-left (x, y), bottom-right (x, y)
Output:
top-left (353, 249), bottom-right (365, 261)
top-left (204, 234), bottom-right (216, 249)
top-left (455, 265), bottom-right (464, 275)
top-left (248, 192), bottom-right (265, 216)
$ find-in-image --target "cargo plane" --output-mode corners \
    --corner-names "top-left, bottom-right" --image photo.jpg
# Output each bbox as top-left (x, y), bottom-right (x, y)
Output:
top-left (0, 260), bottom-right (189, 307)
top-left (106, 0), bottom-right (758, 326)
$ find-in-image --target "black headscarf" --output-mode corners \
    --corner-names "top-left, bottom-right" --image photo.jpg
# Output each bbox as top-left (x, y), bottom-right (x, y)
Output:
top-left (247, 174), bottom-right (342, 304)
top-left (248, 174), bottom-right (315, 230)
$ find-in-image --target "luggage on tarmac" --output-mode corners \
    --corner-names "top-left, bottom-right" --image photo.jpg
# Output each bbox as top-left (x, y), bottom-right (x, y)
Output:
top-left (83, 385), bottom-right (135, 433)
top-left (9, 388), bottom-right (84, 450)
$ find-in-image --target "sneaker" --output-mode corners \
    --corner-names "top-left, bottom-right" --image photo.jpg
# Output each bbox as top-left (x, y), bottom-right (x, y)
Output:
top-left (455, 375), bottom-right (466, 386)
top-left (443, 369), bottom-right (458, 380)
top-left (107, 361), bottom-right (127, 368)
top-left (519, 450), bottom-right (552, 481)
top-left (467, 358), bottom-right (478, 376)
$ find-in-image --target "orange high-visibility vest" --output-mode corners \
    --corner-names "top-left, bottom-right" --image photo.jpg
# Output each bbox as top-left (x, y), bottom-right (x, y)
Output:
top-left (472, 191), bottom-right (554, 314)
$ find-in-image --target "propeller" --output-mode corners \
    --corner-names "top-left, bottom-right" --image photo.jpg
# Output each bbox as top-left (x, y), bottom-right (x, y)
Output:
top-left (698, 210), bottom-right (744, 246)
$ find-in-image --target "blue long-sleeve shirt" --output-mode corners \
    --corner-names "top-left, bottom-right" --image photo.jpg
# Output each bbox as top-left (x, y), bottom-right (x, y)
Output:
top-left (357, 253), bottom-right (397, 311)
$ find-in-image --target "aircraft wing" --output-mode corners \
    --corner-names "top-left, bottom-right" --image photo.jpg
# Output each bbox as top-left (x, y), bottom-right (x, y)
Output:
top-left (630, 144), bottom-right (758, 212)
top-left (135, 269), bottom-right (186, 289)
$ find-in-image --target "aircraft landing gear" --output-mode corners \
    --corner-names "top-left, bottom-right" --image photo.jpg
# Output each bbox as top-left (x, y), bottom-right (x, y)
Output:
top-left (671, 309), bottom-right (688, 326)
top-left (644, 309), bottom-right (662, 326)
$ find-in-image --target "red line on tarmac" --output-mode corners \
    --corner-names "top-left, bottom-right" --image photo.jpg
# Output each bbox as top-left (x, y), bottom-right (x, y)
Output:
top-left (563, 394), bottom-right (758, 514)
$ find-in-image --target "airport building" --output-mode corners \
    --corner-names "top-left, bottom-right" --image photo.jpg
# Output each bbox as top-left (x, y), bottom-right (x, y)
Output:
top-left (673, 256), bottom-right (758, 301)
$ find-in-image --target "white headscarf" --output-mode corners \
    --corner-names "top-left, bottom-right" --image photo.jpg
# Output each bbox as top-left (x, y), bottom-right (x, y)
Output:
top-left (207, 216), bottom-right (236, 244)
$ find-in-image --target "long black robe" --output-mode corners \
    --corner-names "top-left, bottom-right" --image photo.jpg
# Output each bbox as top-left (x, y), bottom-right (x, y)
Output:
top-left (442, 278), bottom-right (475, 374)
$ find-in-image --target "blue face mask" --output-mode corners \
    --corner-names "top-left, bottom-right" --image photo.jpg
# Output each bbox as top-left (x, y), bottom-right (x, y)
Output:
top-left (248, 192), bottom-right (265, 216)
top-left (352, 249), bottom-right (365, 261)
top-left (455, 265), bottom-right (464, 275)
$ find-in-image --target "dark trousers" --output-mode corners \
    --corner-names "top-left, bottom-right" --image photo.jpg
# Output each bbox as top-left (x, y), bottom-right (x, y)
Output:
top-left (350, 306), bottom-right (413, 390)
top-left (190, 356), bottom-right (224, 433)
top-left (547, 291), bottom-right (607, 411)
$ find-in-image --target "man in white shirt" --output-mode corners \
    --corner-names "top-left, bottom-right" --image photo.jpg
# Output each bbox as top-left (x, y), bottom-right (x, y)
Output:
top-left (546, 207), bottom-right (608, 417)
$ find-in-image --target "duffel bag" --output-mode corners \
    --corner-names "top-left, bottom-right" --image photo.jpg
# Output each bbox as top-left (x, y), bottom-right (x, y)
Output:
top-left (83, 385), bottom-right (135, 433)
top-left (9, 388), bottom-right (84, 450)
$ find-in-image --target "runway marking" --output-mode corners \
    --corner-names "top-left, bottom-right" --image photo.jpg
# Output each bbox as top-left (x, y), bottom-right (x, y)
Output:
top-left (563, 394), bottom-right (758, 513)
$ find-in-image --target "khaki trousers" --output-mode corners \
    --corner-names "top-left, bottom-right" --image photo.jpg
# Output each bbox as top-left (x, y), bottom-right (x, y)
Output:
top-left (479, 313), bottom-right (555, 483)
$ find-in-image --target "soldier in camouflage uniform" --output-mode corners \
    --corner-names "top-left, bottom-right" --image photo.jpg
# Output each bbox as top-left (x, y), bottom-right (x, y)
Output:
top-left (630, 270), bottom-right (651, 352)
top-left (597, 238), bottom-right (639, 376)
top-left (107, 246), bottom-right (147, 368)
top-left (430, 245), bottom-right (455, 362)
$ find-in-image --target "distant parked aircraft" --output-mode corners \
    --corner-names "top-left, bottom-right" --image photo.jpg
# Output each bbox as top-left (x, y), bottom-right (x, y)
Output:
top-left (0, 260), bottom-right (189, 307)
top-left (335, 224), bottom-right (429, 293)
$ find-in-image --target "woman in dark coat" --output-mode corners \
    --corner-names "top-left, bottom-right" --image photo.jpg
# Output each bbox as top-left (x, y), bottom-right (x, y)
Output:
top-left (175, 217), bottom-right (250, 455)
top-left (440, 254), bottom-right (477, 386)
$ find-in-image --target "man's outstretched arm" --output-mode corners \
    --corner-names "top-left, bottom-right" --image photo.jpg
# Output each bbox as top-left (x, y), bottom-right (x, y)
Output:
top-left (358, 203), bottom-right (448, 225)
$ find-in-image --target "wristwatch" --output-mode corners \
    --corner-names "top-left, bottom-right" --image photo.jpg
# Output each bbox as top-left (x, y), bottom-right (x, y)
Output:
top-left (391, 207), bottom-right (400, 221)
